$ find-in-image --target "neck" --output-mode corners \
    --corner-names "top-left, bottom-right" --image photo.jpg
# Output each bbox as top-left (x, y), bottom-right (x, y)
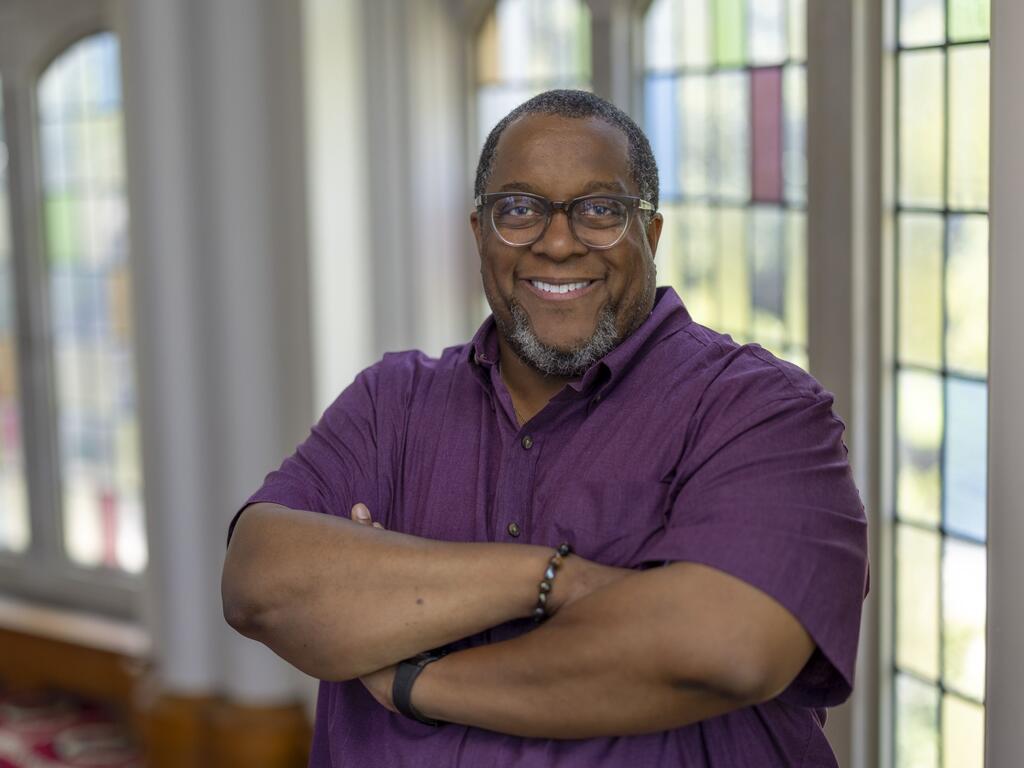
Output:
top-left (496, 334), bottom-right (574, 425)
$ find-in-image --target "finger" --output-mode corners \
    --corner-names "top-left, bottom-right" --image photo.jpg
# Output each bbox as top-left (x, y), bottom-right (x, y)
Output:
top-left (352, 503), bottom-right (372, 524)
top-left (372, 521), bottom-right (384, 529)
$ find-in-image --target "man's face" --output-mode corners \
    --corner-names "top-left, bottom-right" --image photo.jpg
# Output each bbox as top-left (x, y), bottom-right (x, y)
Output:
top-left (472, 115), bottom-right (663, 378)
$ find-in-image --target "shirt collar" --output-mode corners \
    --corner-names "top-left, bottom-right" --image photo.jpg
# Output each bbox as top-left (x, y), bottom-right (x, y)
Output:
top-left (467, 286), bottom-right (693, 398)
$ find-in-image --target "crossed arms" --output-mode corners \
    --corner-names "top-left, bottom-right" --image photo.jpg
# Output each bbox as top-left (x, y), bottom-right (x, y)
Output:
top-left (221, 501), bottom-right (815, 739)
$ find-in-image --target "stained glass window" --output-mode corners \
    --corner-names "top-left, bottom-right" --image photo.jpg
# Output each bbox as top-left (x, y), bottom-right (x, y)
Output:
top-left (643, 0), bottom-right (808, 369)
top-left (0, 80), bottom-right (30, 554)
top-left (475, 0), bottom-right (591, 148)
top-left (37, 33), bottom-right (147, 573)
top-left (891, 1), bottom-right (989, 765)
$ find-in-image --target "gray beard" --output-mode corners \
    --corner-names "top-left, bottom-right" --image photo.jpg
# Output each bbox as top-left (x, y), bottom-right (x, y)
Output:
top-left (497, 300), bottom-right (622, 378)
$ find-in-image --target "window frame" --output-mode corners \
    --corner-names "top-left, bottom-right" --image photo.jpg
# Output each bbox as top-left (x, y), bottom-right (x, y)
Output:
top-left (0, 5), bottom-right (141, 619)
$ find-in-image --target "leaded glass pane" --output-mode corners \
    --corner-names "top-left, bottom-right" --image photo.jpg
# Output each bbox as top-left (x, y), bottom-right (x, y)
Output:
top-left (714, 0), bottom-right (746, 67)
top-left (896, 524), bottom-right (941, 680)
top-left (748, 0), bottom-right (786, 66)
top-left (949, 0), bottom-right (990, 41)
top-left (751, 206), bottom-right (785, 344)
top-left (897, 370), bottom-right (943, 525)
top-left (943, 378), bottom-right (987, 542)
top-left (945, 215), bottom-right (988, 375)
top-left (942, 538), bottom-right (986, 700)
top-left (0, 80), bottom-right (30, 554)
top-left (900, 0), bottom-right (945, 47)
top-left (38, 33), bottom-right (146, 573)
top-left (711, 71), bottom-right (749, 201)
top-left (751, 67), bottom-right (783, 203)
top-left (896, 673), bottom-right (939, 768)
top-left (899, 50), bottom-right (945, 208)
top-left (941, 694), bottom-right (985, 768)
top-left (645, 77), bottom-right (680, 199)
top-left (679, 75), bottom-right (711, 197)
top-left (948, 45), bottom-right (989, 210)
top-left (898, 213), bottom-right (943, 369)
top-left (785, 210), bottom-right (807, 348)
top-left (717, 206), bottom-right (750, 336)
top-left (783, 65), bottom-right (806, 205)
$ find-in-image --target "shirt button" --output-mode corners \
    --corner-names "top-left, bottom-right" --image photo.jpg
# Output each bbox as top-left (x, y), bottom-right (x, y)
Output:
top-left (507, 521), bottom-right (521, 537)
top-left (521, 435), bottom-right (534, 450)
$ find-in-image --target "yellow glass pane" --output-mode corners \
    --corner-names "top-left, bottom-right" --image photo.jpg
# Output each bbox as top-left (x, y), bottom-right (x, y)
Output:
top-left (896, 524), bottom-right (941, 680)
top-left (942, 539), bottom-right (987, 701)
top-left (897, 370), bottom-right (943, 525)
top-left (942, 694), bottom-right (985, 768)
top-left (899, 50), bottom-right (945, 208)
top-left (945, 215), bottom-right (988, 376)
top-left (900, 0), bottom-right (945, 47)
top-left (717, 206), bottom-right (750, 335)
top-left (948, 45), bottom-right (989, 211)
top-left (898, 213), bottom-right (943, 369)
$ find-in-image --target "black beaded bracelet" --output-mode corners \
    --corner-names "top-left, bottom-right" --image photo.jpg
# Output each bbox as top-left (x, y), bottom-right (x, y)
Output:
top-left (533, 542), bottom-right (572, 623)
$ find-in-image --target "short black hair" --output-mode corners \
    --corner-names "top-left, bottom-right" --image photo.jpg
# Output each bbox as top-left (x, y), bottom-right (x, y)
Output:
top-left (473, 89), bottom-right (660, 212)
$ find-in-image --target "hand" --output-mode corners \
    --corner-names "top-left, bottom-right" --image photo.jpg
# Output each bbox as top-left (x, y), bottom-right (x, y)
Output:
top-left (549, 556), bottom-right (634, 614)
top-left (351, 502), bottom-right (384, 530)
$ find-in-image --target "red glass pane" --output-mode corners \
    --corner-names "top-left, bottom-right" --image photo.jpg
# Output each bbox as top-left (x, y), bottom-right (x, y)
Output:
top-left (751, 66), bottom-right (783, 203)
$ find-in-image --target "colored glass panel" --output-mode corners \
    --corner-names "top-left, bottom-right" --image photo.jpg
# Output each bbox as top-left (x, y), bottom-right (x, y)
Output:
top-left (899, 50), bottom-right (945, 208)
top-left (941, 694), bottom-right (985, 768)
top-left (900, 0), bottom-right (945, 47)
top-left (38, 33), bottom-right (146, 574)
top-left (717, 206), bottom-right (750, 336)
top-left (711, 71), bottom-right (749, 201)
top-left (897, 213), bottom-right (943, 369)
top-left (896, 524), bottom-right (941, 680)
top-left (949, 0), bottom-right (990, 41)
top-left (897, 370), bottom-right (943, 525)
top-left (788, 0), bottom-right (807, 60)
top-left (943, 378), bottom-right (987, 542)
top-left (751, 67), bottom-right (783, 203)
top-left (678, 204), bottom-right (717, 325)
top-left (713, 0), bottom-right (745, 67)
top-left (751, 207), bottom-right (785, 343)
top-left (678, 75), bottom-right (711, 197)
top-left (785, 211), bottom-right (807, 349)
top-left (748, 0), bottom-right (786, 65)
top-left (945, 215), bottom-right (988, 376)
top-left (948, 45), bottom-right (989, 210)
top-left (942, 538), bottom-right (986, 700)
top-left (783, 65), bottom-right (806, 204)
top-left (645, 77), bottom-right (680, 200)
top-left (645, 0), bottom-right (711, 70)
top-left (0, 81), bottom-right (30, 554)
top-left (896, 673), bottom-right (939, 768)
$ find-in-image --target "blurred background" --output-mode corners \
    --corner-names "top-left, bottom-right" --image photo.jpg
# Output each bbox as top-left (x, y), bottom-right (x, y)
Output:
top-left (0, 0), bottom-right (1020, 766)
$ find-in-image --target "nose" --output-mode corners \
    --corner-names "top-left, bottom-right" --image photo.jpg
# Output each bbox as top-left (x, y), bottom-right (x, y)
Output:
top-left (531, 208), bottom-right (588, 261)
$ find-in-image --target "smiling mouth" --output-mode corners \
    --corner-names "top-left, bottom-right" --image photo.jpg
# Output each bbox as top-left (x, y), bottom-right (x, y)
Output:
top-left (529, 279), bottom-right (594, 294)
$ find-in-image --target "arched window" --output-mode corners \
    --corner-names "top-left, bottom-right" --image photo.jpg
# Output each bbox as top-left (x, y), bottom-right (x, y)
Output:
top-left (37, 32), bottom-right (146, 573)
top-left (475, 0), bottom-right (592, 149)
top-left (0, 80), bottom-right (30, 554)
top-left (890, 0), bottom-right (989, 763)
top-left (642, 0), bottom-right (807, 369)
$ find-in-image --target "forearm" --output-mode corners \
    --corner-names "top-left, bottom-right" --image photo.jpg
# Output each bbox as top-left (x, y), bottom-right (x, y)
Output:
top-left (222, 503), bottom-right (558, 680)
top-left (411, 563), bottom-right (792, 739)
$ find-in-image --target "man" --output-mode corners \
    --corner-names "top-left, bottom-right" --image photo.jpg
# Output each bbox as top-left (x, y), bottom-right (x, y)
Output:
top-left (222, 90), bottom-right (868, 767)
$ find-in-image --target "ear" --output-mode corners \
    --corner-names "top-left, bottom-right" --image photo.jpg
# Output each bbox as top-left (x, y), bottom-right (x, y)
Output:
top-left (470, 209), bottom-right (484, 256)
top-left (646, 212), bottom-right (664, 258)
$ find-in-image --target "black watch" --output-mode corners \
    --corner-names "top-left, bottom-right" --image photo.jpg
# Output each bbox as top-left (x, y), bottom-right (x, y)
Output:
top-left (392, 650), bottom-right (448, 727)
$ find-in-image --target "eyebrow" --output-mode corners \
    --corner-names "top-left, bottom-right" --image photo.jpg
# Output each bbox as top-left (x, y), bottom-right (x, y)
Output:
top-left (495, 180), bottom-right (631, 197)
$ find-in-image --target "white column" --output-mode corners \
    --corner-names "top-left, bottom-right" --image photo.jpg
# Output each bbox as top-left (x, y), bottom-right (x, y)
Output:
top-left (985, 0), bottom-right (1024, 763)
top-left (197, 0), bottom-right (307, 705)
top-left (119, 0), bottom-right (218, 694)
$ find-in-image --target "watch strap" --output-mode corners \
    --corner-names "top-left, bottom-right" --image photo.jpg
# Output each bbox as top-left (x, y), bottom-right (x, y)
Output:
top-left (392, 651), bottom-right (447, 726)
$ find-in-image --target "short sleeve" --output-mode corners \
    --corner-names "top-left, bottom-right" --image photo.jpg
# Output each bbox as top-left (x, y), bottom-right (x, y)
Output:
top-left (226, 363), bottom-right (383, 547)
top-left (642, 382), bottom-right (869, 708)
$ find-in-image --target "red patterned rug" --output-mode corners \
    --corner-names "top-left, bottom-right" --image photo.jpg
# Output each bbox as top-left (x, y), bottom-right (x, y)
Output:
top-left (0, 690), bottom-right (142, 767)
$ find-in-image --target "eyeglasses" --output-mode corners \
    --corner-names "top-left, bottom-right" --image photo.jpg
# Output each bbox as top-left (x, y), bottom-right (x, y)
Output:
top-left (474, 192), bottom-right (656, 250)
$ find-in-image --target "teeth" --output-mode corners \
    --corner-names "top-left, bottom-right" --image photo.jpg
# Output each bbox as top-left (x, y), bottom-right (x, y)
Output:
top-left (530, 280), bottom-right (591, 294)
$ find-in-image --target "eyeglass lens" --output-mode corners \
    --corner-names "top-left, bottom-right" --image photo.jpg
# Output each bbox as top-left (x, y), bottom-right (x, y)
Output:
top-left (490, 195), bottom-right (629, 248)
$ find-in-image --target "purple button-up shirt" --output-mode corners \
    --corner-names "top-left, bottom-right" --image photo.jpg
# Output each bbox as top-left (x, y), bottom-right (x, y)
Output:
top-left (239, 287), bottom-right (868, 767)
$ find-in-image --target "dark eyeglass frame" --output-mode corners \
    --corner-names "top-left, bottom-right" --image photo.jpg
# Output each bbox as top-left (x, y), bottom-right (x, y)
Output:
top-left (473, 191), bottom-right (657, 250)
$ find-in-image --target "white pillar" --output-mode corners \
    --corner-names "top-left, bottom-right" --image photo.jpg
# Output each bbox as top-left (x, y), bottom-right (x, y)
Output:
top-left (120, 0), bottom-right (218, 694)
top-left (197, 0), bottom-right (306, 705)
top-left (985, 0), bottom-right (1024, 762)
